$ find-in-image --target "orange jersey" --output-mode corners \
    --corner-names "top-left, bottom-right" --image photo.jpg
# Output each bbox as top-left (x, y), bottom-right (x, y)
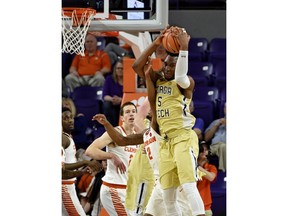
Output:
top-left (197, 163), bottom-right (218, 210)
top-left (77, 173), bottom-right (94, 193)
top-left (71, 50), bottom-right (111, 76)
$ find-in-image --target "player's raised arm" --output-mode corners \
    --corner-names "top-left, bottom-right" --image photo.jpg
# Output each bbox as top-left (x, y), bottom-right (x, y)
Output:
top-left (132, 27), bottom-right (169, 78)
top-left (85, 131), bottom-right (127, 174)
top-left (144, 60), bottom-right (159, 133)
top-left (173, 28), bottom-right (191, 89)
top-left (92, 114), bottom-right (144, 146)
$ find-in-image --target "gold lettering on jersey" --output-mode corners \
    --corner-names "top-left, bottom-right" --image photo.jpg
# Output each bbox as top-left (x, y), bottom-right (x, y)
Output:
top-left (144, 136), bottom-right (156, 146)
top-left (157, 85), bottom-right (172, 95)
top-left (124, 147), bottom-right (137, 153)
top-left (157, 109), bottom-right (170, 118)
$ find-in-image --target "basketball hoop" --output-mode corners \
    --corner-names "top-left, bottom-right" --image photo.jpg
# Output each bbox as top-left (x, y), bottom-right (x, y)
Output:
top-left (62, 8), bottom-right (96, 56)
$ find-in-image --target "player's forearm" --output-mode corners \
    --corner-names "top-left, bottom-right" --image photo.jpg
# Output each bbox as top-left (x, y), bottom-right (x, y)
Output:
top-left (145, 68), bottom-right (156, 110)
top-left (62, 169), bottom-right (85, 179)
top-left (85, 146), bottom-right (111, 161)
top-left (104, 123), bottom-right (143, 146)
top-left (133, 42), bottom-right (159, 78)
top-left (175, 50), bottom-right (190, 89)
top-left (102, 122), bottom-right (129, 145)
top-left (64, 161), bottom-right (88, 170)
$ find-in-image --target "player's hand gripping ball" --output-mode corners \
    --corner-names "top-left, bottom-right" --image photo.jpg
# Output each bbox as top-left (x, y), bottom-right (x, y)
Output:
top-left (162, 30), bottom-right (180, 54)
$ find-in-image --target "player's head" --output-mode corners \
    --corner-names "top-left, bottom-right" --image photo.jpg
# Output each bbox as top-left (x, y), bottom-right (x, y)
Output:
top-left (120, 101), bottom-right (137, 126)
top-left (62, 97), bottom-right (76, 118)
top-left (62, 107), bottom-right (74, 133)
top-left (163, 55), bottom-right (178, 80)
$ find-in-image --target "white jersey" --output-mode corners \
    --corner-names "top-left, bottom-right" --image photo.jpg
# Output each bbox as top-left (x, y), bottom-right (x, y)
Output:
top-left (102, 126), bottom-right (138, 185)
top-left (62, 132), bottom-right (77, 182)
top-left (61, 147), bottom-right (65, 169)
top-left (143, 127), bottom-right (162, 178)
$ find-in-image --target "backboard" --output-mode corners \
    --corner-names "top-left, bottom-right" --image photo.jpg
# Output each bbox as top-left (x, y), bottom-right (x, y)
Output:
top-left (62, 0), bottom-right (169, 31)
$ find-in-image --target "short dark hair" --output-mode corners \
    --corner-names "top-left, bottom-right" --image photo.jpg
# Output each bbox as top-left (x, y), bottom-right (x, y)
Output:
top-left (120, 101), bottom-right (137, 116)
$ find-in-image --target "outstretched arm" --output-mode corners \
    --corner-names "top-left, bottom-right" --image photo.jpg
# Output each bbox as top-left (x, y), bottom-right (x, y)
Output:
top-left (173, 27), bottom-right (190, 89)
top-left (172, 27), bottom-right (194, 98)
top-left (85, 131), bottom-right (127, 174)
top-left (132, 27), bottom-right (169, 78)
top-left (85, 131), bottom-right (115, 160)
top-left (64, 159), bottom-right (101, 173)
top-left (144, 59), bottom-right (159, 133)
top-left (62, 134), bottom-right (102, 172)
top-left (92, 114), bottom-right (144, 145)
top-left (62, 167), bottom-right (88, 180)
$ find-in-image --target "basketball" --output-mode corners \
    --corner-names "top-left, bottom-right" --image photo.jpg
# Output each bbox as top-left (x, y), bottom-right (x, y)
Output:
top-left (162, 31), bottom-right (180, 54)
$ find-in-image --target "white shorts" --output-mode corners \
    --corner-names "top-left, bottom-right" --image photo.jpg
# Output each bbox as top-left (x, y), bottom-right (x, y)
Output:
top-left (100, 183), bottom-right (128, 216)
top-left (145, 179), bottom-right (193, 216)
top-left (62, 183), bottom-right (86, 216)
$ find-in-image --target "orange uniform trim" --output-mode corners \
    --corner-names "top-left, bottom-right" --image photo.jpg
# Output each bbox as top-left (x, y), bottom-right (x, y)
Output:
top-left (62, 180), bottom-right (76, 185)
top-left (102, 181), bottom-right (126, 189)
top-left (62, 184), bottom-right (81, 216)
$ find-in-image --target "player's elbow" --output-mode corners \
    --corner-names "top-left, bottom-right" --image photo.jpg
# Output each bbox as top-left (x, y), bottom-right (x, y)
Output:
top-left (175, 75), bottom-right (190, 89)
top-left (132, 62), bottom-right (144, 78)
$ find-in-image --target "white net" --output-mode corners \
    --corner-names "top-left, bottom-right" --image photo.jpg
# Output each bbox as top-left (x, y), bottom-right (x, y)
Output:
top-left (62, 9), bottom-right (96, 56)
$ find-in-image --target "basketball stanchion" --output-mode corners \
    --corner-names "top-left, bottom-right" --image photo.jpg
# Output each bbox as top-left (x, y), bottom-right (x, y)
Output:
top-left (62, 8), bottom-right (96, 56)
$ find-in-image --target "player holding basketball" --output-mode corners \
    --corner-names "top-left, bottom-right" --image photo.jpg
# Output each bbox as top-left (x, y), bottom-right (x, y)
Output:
top-left (85, 102), bottom-right (139, 216)
top-left (133, 26), bottom-right (205, 216)
top-left (93, 61), bottom-right (195, 216)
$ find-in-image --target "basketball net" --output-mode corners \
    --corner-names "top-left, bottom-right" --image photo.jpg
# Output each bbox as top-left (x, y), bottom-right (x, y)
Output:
top-left (62, 8), bottom-right (96, 56)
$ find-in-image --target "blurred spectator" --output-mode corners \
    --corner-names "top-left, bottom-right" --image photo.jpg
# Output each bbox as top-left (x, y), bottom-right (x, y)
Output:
top-left (102, 59), bottom-right (124, 126)
top-left (65, 34), bottom-right (112, 91)
top-left (190, 100), bottom-right (205, 142)
top-left (204, 103), bottom-right (226, 171)
top-left (197, 142), bottom-right (218, 216)
top-left (104, 41), bottom-right (133, 65)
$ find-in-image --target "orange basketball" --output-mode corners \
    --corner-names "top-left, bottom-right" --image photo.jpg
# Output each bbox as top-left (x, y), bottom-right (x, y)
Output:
top-left (162, 31), bottom-right (180, 54)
